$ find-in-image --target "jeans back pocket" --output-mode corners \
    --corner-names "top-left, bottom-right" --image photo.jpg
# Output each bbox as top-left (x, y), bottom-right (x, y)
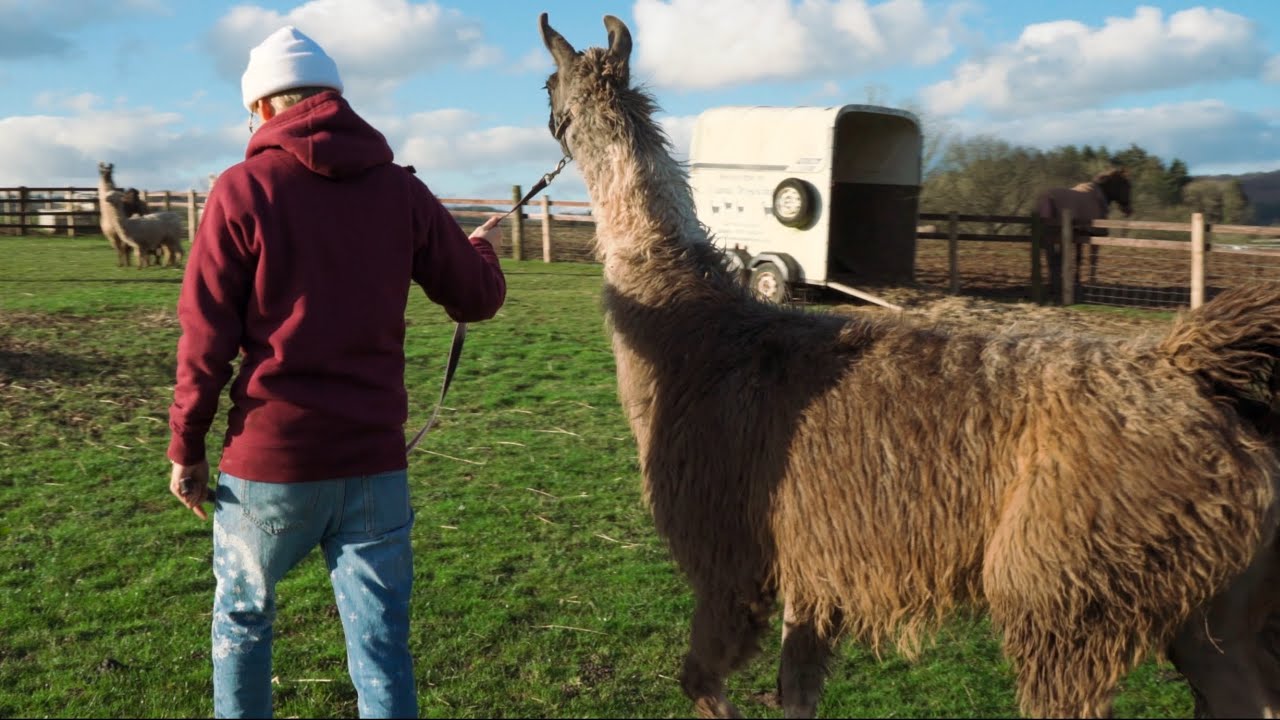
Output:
top-left (240, 479), bottom-right (326, 536)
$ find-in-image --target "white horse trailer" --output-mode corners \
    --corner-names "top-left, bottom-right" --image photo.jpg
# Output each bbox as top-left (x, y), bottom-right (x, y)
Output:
top-left (689, 105), bottom-right (922, 306)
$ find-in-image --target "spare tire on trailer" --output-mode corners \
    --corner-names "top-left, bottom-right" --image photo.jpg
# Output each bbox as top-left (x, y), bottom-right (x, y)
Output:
top-left (771, 178), bottom-right (816, 228)
top-left (751, 261), bottom-right (789, 303)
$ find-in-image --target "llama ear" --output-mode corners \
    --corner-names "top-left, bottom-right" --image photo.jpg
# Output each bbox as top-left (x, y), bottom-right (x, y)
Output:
top-left (540, 13), bottom-right (577, 69)
top-left (603, 15), bottom-right (632, 66)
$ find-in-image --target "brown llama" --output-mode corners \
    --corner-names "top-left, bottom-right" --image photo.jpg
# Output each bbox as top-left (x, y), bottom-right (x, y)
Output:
top-left (538, 13), bottom-right (1279, 718)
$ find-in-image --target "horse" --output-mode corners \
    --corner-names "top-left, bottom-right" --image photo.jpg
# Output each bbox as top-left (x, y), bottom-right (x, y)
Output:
top-left (1034, 168), bottom-right (1132, 303)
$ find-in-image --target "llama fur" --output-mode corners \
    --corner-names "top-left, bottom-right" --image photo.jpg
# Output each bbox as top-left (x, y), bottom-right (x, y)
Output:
top-left (539, 13), bottom-right (1280, 718)
top-left (99, 191), bottom-right (184, 268)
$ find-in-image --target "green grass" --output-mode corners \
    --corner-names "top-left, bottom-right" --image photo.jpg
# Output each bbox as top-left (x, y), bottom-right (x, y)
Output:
top-left (0, 235), bottom-right (1194, 718)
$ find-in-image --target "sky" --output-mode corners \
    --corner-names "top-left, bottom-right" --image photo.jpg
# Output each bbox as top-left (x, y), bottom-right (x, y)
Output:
top-left (3, 0), bottom-right (1280, 200)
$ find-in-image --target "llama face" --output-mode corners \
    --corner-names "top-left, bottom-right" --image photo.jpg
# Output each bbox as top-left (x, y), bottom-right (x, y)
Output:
top-left (538, 13), bottom-right (633, 157)
top-left (98, 162), bottom-right (115, 185)
top-left (539, 13), bottom-right (577, 157)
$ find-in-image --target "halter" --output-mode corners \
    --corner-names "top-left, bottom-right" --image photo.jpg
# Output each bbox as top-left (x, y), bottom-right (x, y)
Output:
top-left (405, 114), bottom-right (575, 454)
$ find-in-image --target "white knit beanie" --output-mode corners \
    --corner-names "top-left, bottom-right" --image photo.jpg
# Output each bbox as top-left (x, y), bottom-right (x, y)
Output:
top-left (240, 25), bottom-right (343, 111)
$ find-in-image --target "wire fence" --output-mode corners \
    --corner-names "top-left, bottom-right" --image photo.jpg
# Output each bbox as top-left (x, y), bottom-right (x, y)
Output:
top-left (8, 185), bottom-right (1280, 311)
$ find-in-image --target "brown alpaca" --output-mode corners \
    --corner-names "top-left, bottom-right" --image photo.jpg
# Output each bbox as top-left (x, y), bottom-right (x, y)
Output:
top-left (538, 13), bottom-right (1279, 718)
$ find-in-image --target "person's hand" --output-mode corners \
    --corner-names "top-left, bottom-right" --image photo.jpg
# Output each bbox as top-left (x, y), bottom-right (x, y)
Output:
top-left (470, 214), bottom-right (504, 254)
top-left (170, 460), bottom-right (214, 521)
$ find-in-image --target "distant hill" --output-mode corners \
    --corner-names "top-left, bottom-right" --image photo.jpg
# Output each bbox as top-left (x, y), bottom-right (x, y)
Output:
top-left (1199, 169), bottom-right (1280, 226)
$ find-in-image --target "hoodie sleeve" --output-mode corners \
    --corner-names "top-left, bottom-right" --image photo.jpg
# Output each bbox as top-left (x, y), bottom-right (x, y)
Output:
top-left (167, 185), bottom-right (254, 465)
top-left (409, 180), bottom-right (507, 322)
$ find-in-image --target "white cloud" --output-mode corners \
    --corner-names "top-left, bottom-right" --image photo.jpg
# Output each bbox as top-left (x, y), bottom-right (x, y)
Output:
top-left (923, 6), bottom-right (1271, 116)
top-left (632, 0), bottom-right (958, 91)
top-left (205, 0), bottom-right (500, 108)
top-left (948, 99), bottom-right (1280, 175)
top-left (0, 106), bottom-right (240, 189)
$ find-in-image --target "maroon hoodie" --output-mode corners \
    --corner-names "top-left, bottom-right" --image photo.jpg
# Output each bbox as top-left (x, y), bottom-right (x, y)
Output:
top-left (167, 90), bottom-right (505, 482)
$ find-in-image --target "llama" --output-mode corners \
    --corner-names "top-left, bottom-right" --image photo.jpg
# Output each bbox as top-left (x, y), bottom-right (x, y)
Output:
top-left (96, 162), bottom-right (132, 267)
top-left (119, 188), bottom-right (168, 266)
top-left (538, 14), bottom-right (1279, 718)
top-left (98, 191), bottom-right (184, 268)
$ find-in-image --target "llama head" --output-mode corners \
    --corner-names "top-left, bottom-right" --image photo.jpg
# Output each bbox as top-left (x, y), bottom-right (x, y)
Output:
top-left (539, 13), bottom-right (633, 157)
top-left (98, 162), bottom-right (114, 183)
top-left (101, 190), bottom-right (125, 210)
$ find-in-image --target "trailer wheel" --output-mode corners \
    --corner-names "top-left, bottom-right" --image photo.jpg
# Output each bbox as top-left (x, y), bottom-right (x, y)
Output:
top-left (720, 247), bottom-right (751, 286)
top-left (771, 178), bottom-right (816, 228)
top-left (751, 262), bottom-right (789, 303)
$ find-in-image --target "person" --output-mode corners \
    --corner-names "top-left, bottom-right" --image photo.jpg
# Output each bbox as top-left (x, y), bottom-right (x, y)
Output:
top-left (165, 25), bottom-right (506, 718)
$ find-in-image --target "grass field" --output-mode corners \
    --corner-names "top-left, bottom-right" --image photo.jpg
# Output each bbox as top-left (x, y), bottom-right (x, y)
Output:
top-left (0, 235), bottom-right (1194, 718)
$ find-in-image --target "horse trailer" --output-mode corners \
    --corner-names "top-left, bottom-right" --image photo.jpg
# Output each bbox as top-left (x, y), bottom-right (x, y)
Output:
top-left (688, 105), bottom-right (922, 306)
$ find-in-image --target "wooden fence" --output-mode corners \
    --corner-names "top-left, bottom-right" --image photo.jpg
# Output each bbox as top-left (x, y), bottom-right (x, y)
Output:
top-left (917, 211), bottom-right (1280, 309)
top-left (8, 185), bottom-right (1280, 309)
top-left (0, 184), bottom-right (594, 263)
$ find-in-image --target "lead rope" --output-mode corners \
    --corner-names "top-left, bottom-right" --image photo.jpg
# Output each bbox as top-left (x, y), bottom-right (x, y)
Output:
top-left (405, 147), bottom-right (573, 455)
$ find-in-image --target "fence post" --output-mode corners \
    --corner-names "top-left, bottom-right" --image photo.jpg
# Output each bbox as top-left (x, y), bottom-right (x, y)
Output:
top-left (541, 195), bottom-right (553, 263)
top-left (18, 186), bottom-right (27, 236)
top-left (1061, 208), bottom-right (1075, 306)
top-left (66, 186), bottom-right (75, 237)
top-left (1029, 213), bottom-right (1043, 304)
top-left (510, 185), bottom-right (524, 261)
top-left (1190, 212), bottom-right (1206, 310)
top-left (947, 211), bottom-right (960, 294)
top-left (187, 189), bottom-right (198, 248)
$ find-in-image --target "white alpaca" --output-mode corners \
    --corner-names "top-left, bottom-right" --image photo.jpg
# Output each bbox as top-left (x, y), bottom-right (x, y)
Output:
top-left (99, 191), bottom-right (185, 268)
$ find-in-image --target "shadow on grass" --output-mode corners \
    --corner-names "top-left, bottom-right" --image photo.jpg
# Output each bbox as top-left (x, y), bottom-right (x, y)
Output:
top-left (0, 348), bottom-right (176, 384)
top-left (0, 348), bottom-right (108, 383)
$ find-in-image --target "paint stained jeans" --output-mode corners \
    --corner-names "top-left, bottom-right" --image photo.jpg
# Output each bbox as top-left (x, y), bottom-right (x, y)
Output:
top-left (211, 470), bottom-right (416, 719)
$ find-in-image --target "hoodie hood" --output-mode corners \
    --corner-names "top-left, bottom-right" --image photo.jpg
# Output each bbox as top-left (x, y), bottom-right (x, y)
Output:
top-left (246, 90), bottom-right (393, 180)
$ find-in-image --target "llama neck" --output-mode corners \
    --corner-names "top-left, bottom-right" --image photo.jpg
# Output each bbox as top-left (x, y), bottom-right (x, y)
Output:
top-left (570, 92), bottom-right (712, 299)
top-left (98, 199), bottom-right (124, 234)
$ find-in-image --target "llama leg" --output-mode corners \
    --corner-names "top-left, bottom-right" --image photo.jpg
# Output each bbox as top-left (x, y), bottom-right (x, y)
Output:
top-left (997, 612), bottom-right (1122, 718)
top-left (777, 599), bottom-right (839, 719)
top-left (679, 587), bottom-right (775, 719)
top-left (1168, 550), bottom-right (1275, 718)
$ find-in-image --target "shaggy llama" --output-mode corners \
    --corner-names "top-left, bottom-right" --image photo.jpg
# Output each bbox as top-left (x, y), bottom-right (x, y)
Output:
top-left (539, 13), bottom-right (1279, 718)
top-left (98, 190), bottom-right (184, 268)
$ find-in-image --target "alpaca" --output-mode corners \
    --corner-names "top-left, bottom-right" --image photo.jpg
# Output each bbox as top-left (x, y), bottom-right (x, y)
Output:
top-left (538, 14), bottom-right (1280, 718)
top-left (121, 189), bottom-right (167, 265)
top-left (96, 162), bottom-right (132, 267)
top-left (99, 191), bottom-right (184, 268)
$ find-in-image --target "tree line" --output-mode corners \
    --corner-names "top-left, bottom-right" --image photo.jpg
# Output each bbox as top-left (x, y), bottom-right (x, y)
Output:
top-left (919, 136), bottom-right (1253, 227)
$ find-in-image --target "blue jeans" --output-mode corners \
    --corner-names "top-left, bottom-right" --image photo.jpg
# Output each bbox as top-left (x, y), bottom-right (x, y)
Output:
top-left (211, 470), bottom-right (417, 719)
